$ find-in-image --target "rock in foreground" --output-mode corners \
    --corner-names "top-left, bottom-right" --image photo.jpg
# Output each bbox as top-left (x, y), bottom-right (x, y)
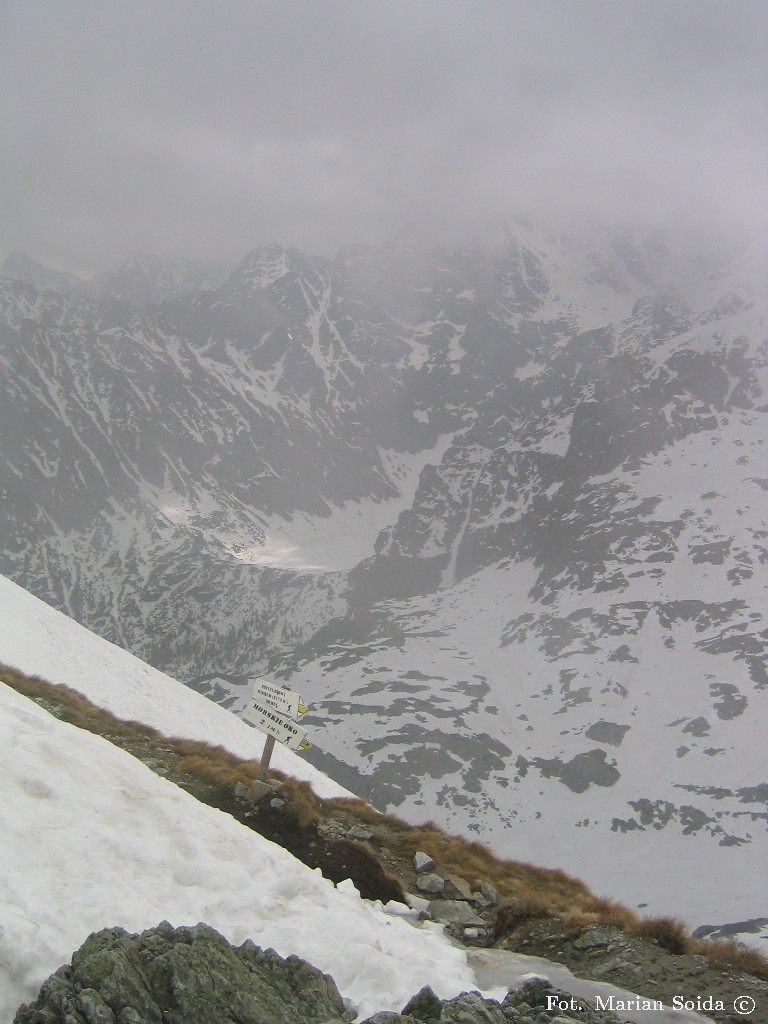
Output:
top-left (13, 922), bottom-right (620, 1024)
top-left (373, 980), bottom-right (620, 1024)
top-left (13, 921), bottom-right (347, 1024)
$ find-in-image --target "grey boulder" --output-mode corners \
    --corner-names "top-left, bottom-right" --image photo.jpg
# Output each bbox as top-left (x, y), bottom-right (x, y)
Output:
top-left (13, 921), bottom-right (346, 1024)
top-left (413, 852), bottom-right (435, 874)
top-left (415, 873), bottom-right (445, 894)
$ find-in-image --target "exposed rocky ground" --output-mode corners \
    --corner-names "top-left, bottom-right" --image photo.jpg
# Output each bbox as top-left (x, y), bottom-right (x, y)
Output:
top-left (491, 919), bottom-right (767, 1024)
top-left (17, 679), bottom-right (768, 1024)
top-left (13, 921), bottom-right (622, 1024)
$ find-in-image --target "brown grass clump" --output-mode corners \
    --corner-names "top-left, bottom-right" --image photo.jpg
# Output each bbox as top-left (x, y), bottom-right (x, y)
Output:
top-left (268, 770), bottom-right (322, 828)
top-left (690, 937), bottom-right (768, 981)
top-left (172, 736), bottom-right (264, 789)
top-left (561, 910), bottom-right (603, 935)
top-left (176, 750), bottom-right (259, 789)
top-left (581, 896), bottom-right (639, 933)
top-left (562, 900), bottom-right (640, 938)
top-left (493, 897), bottom-right (552, 940)
top-left (325, 796), bottom-right (414, 833)
top-left (631, 915), bottom-right (689, 955)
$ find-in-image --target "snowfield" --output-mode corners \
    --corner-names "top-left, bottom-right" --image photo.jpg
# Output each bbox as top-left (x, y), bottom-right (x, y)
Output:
top-left (0, 681), bottom-right (476, 1022)
top-left (0, 574), bottom-right (720, 1024)
top-left (0, 576), bottom-right (479, 1020)
top-left (0, 574), bottom-right (351, 800)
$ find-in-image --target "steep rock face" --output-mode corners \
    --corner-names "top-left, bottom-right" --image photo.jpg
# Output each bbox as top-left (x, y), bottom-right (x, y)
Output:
top-left (0, 244), bottom-right (402, 679)
top-left (13, 922), bottom-right (347, 1024)
top-left (280, 264), bottom-right (767, 908)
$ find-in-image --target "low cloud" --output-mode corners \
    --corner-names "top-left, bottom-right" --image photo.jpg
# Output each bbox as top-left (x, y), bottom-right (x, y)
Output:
top-left (2, 0), bottom-right (766, 270)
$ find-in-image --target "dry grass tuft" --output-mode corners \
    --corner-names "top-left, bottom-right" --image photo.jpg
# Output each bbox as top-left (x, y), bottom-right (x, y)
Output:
top-left (269, 770), bottom-right (322, 828)
top-left (690, 937), bottom-right (768, 981)
top-left (581, 896), bottom-right (639, 933)
top-left (176, 751), bottom-right (259, 789)
top-left (325, 796), bottom-right (414, 833)
top-left (561, 910), bottom-right (603, 935)
top-left (631, 915), bottom-right (689, 955)
top-left (493, 897), bottom-right (552, 940)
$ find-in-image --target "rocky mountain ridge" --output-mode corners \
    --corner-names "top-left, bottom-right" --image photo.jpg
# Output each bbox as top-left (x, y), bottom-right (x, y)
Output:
top-left (1, 224), bottom-right (766, 933)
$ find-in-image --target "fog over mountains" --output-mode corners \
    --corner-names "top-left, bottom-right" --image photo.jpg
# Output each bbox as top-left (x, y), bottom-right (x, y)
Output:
top-left (1, 222), bottom-right (766, 930)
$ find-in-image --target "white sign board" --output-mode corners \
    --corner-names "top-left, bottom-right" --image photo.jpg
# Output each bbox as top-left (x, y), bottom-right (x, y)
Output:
top-left (249, 679), bottom-right (306, 720)
top-left (242, 699), bottom-right (311, 751)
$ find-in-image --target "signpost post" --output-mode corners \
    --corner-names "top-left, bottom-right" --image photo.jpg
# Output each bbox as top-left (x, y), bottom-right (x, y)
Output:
top-left (241, 681), bottom-right (310, 785)
top-left (257, 735), bottom-right (275, 781)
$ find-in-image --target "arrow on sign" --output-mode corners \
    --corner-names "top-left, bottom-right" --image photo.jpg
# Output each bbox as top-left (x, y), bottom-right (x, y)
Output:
top-left (249, 679), bottom-right (307, 720)
top-left (242, 699), bottom-right (311, 752)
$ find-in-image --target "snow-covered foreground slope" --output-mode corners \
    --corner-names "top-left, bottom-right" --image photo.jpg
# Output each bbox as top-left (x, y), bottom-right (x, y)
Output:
top-left (0, 681), bottom-right (477, 1022)
top-left (0, 574), bottom-right (350, 800)
top-left (0, 573), bottom-right (478, 1019)
top-left (0, 577), bottom-right (718, 1024)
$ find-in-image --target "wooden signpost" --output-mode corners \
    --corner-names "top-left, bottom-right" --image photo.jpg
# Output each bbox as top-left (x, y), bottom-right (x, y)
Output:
top-left (242, 680), bottom-right (310, 781)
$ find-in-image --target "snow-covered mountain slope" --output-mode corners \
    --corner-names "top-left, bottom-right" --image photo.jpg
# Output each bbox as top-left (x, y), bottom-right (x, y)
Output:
top-left (0, 679), bottom-right (478, 1023)
top-left (273, 556), bottom-right (768, 934)
top-left (0, 574), bottom-right (350, 798)
top-left (0, 597), bottom-right (718, 1024)
top-left (1, 224), bottom-right (766, 946)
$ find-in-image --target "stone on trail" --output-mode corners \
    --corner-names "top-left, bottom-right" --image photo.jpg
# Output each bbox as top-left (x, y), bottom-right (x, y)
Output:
top-left (427, 900), bottom-right (484, 927)
top-left (573, 925), bottom-right (615, 949)
top-left (479, 881), bottom-right (498, 906)
top-left (348, 825), bottom-right (375, 841)
top-left (471, 880), bottom-right (498, 906)
top-left (445, 873), bottom-right (473, 899)
top-left (413, 851), bottom-right (435, 874)
top-left (415, 872), bottom-right (445, 894)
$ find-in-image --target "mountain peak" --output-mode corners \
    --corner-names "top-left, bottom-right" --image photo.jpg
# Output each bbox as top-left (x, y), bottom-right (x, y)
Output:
top-left (234, 244), bottom-right (292, 286)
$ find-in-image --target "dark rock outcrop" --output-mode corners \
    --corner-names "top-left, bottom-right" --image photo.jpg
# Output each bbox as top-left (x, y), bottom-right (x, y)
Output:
top-left (14, 923), bottom-right (621, 1024)
top-left (376, 980), bottom-right (620, 1023)
top-left (13, 922), bottom-right (347, 1024)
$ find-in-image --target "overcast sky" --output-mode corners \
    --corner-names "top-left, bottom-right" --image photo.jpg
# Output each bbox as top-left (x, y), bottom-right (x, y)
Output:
top-left (2, 0), bottom-right (766, 272)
